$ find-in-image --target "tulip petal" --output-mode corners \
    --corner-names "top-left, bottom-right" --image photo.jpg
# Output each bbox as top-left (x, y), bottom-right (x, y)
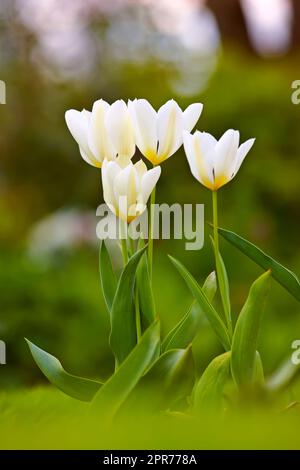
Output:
top-left (183, 131), bottom-right (200, 182)
top-left (183, 103), bottom-right (203, 131)
top-left (157, 100), bottom-right (183, 161)
top-left (141, 166), bottom-right (161, 204)
top-left (106, 100), bottom-right (135, 159)
top-left (128, 99), bottom-right (158, 162)
top-left (102, 160), bottom-right (122, 213)
top-left (88, 99), bottom-right (116, 162)
top-left (214, 129), bottom-right (240, 188)
top-left (233, 138), bottom-right (255, 176)
top-left (194, 132), bottom-right (215, 189)
top-left (65, 109), bottom-right (100, 167)
top-left (113, 164), bottom-right (138, 219)
top-left (134, 159), bottom-right (148, 178)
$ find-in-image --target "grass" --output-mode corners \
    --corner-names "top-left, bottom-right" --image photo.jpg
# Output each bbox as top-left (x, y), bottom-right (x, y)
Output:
top-left (0, 386), bottom-right (300, 449)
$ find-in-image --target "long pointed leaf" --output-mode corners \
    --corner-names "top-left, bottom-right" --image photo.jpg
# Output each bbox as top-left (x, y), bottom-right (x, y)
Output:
top-left (193, 351), bottom-right (232, 412)
top-left (162, 271), bottom-right (217, 351)
top-left (123, 346), bottom-right (194, 413)
top-left (110, 245), bottom-right (147, 366)
top-left (210, 236), bottom-right (231, 329)
top-left (99, 241), bottom-right (117, 313)
top-left (137, 252), bottom-right (156, 327)
top-left (168, 255), bottom-right (230, 351)
top-left (218, 226), bottom-right (300, 303)
top-left (26, 339), bottom-right (102, 402)
top-left (92, 321), bottom-right (160, 420)
top-left (231, 271), bottom-right (271, 386)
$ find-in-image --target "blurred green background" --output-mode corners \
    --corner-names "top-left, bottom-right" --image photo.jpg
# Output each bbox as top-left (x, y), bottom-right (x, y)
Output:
top-left (1, 0), bottom-right (300, 392)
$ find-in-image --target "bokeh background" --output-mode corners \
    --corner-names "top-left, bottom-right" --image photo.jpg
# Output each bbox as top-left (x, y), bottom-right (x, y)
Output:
top-left (1, 0), bottom-right (300, 389)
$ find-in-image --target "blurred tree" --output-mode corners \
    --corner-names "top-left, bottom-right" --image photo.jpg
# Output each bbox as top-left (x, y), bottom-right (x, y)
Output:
top-left (206, 0), bottom-right (254, 53)
top-left (291, 0), bottom-right (300, 49)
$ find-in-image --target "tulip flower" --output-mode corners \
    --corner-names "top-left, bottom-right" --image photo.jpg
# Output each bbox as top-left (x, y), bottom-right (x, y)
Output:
top-left (101, 155), bottom-right (161, 224)
top-left (183, 128), bottom-right (255, 338)
top-left (65, 99), bottom-right (135, 168)
top-left (128, 99), bottom-right (203, 166)
top-left (183, 129), bottom-right (255, 191)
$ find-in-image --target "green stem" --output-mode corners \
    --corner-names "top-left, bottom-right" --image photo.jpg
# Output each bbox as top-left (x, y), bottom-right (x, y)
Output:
top-left (148, 185), bottom-right (156, 279)
top-left (212, 190), bottom-right (233, 338)
top-left (212, 191), bottom-right (219, 260)
top-left (135, 286), bottom-right (141, 342)
top-left (120, 220), bottom-right (128, 265)
top-left (129, 232), bottom-right (142, 341)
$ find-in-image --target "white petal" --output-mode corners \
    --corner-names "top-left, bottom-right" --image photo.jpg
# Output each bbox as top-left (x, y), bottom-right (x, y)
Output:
top-left (157, 100), bottom-right (183, 161)
top-left (134, 159), bottom-right (148, 178)
top-left (114, 164), bottom-right (137, 213)
top-left (88, 99), bottom-right (116, 162)
top-left (233, 138), bottom-right (255, 176)
top-left (101, 160), bottom-right (121, 211)
top-left (128, 99), bottom-right (157, 160)
top-left (106, 100), bottom-right (135, 158)
top-left (65, 109), bottom-right (100, 167)
top-left (193, 131), bottom-right (215, 188)
top-left (183, 131), bottom-right (200, 182)
top-left (183, 103), bottom-right (203, 131)
top-left (116, 154), bottom-right (132, 169)
top-left (141, 166), bottom-right (161, 204)
top-left (214, 129), bottom-right (240, 184)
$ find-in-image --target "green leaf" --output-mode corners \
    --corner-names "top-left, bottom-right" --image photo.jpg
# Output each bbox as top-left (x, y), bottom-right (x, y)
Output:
top-left (168, 255), bottom-right (231, 351)
top-left (162, 272), bottom-right (217, 351)
top-left (92, 321), bottom-right (160, 420)
top-left (110, 245), bottom-right (147, 366)
top-left (253, 351), bottom-right (265, 387)
top-left (99, 241), bottom-right (117, 313)
top-left (266, 357), bottom-right (300, 392)
top-left (193, 351), bottom-right (232, 412)
top-left (210, 236), bottom-right (231, 329)
top-left (202, 270), bottom-right (218, 302)
top-left (25, 339), bottom-right (102, 402)
top-left (137, 252), bottom-right (156, 327)
top-left (231, 271), bottom-right (271, 386)
top-left (123, 346), bottom-right (194, 413)
top-left (218, 226), bottom-right (300, 303)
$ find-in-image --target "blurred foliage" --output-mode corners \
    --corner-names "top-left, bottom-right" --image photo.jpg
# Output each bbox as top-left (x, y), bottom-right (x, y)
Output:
top-left (1, 6), bottom-right (300, 393)
top-left (1, 386), bottom-right (300, 449)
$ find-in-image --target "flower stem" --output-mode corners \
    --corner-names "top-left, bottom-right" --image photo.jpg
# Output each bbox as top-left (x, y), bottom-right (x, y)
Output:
top-left (135, 286), bottom-right (141, 342)
top-left (212, 190), bottom-right (219, 260)
top-left (212, 190), bottom-right (233, 338)
top-left (120, 220), bottom-right (128, 265)
top-left (129, 232), bottom-right (142, 342)
top-left (148, 185), bottom-right (156, 279)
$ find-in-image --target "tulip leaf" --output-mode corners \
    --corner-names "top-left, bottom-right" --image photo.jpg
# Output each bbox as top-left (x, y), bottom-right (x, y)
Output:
top-left (162, 271), bottom-right (217, 351)
top-left (25, 339), bottom-right (102, 402)
top-left (266, 357), bottom-right (300, 392)
top-left (137, 250), bottom-right (156, 327)
top-left (210, 236), bottom-right (231, 330)
top-left (168, 255), bottom-right (231, 351)
top-left (253, 351), bottom-right (265, 386)
top-left (110, 245), bottom-right (147, 366)
top-left (122, 346), bottom-right (194, 413)
top-left (92, 321), bottom-right (160, 420)
top-left (99, 241), bottom-right (117, 313)
top-left (218, 226), bottom-right (300, 303)
top-left (231, 271), bottom-right (271, 386)
top-left (202, 270), bottom-right (218, 302)
top-left (193, 351), bottom-right (232, 412)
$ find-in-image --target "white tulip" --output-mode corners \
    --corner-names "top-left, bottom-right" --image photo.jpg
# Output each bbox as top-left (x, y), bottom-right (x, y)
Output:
top-left (102, 156), bottom-right (161, 223)
top-left (65, 99), bottom-right (135, 168)
top-left (183, 129), bottom-right (255, 191)
top-left (128, 99), bottom-right (203, 166)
